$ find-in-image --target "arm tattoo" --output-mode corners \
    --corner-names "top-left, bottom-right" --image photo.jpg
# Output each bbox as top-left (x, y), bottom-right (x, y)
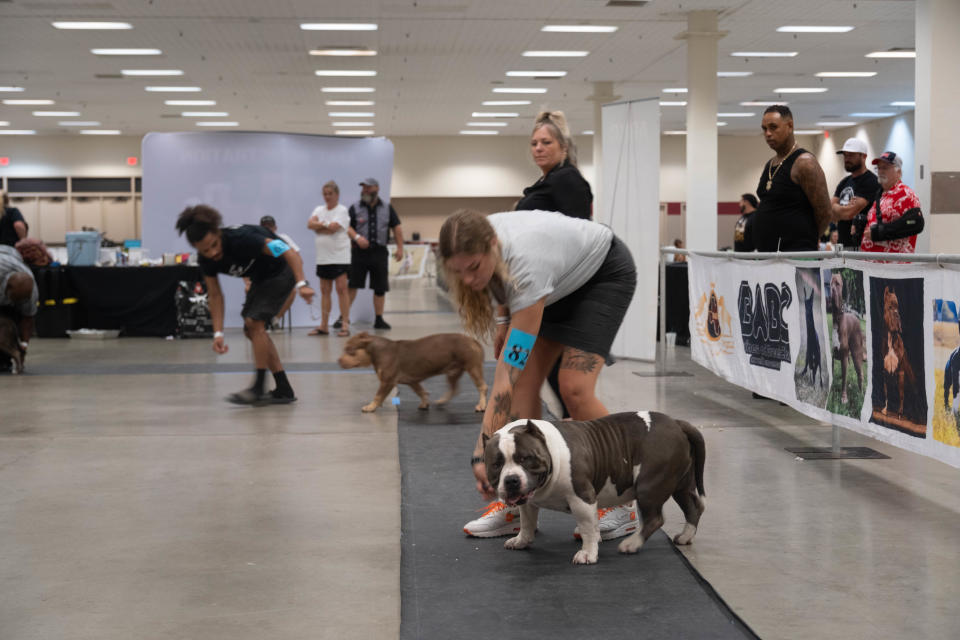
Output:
top-left (795, 154), bottom-right (833, 236)
top-left (491, 390), bottom-right (513, 429)
top-left (560, 348), bottom-right (602, 373)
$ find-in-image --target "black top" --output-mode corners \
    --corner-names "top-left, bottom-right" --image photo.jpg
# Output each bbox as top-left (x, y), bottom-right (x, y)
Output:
top-left (733, 212), bottom-right (756, 252)
top-left (348, 199), bottom-right (401, 248)
top-left (515, 161), bottom-right (593, 219)
top-left (0, 207), bottom-right (26, 247)
top-left (833, 171), bottom-right (880, 248)
top-left (752, 148), bottom-right (818, 252)
top-left (198, 224), bottom-right (286, 282)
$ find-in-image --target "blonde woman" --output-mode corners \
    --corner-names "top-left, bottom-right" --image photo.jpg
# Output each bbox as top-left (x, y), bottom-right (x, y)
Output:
top-left (307, 180), bottom-right (352, 337)
top-left (439, 209), bottom-right (637, 539)
top-left (515, 110), bottom-right (592, 219)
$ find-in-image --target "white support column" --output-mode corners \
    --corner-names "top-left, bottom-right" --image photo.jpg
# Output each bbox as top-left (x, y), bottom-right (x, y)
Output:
top-left (915, 0), bottom-right (960, 253)
top-left (676, 11), bottom-right (726, 251)
top-left (586, 81), bottom-right (619, 218)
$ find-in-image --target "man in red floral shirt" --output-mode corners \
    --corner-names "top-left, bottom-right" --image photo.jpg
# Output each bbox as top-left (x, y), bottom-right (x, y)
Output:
top-left (858, 151), bottom-right (924, 254)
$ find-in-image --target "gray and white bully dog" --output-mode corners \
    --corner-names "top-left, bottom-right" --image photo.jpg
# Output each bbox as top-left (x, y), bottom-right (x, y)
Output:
top-left (482, 411), bottom-right (705, 565)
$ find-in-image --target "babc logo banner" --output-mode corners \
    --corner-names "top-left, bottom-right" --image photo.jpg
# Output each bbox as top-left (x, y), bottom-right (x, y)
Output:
top-left (687, 254), bottom-right (960, 469)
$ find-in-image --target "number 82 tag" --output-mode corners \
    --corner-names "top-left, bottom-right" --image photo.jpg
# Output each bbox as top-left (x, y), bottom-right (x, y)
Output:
top-left (504, 328), bottom-right (535, 370)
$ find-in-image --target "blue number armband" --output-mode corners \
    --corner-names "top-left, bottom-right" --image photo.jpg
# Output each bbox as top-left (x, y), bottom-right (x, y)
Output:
top-left (267, 239), bottom-right (290, 257)
top-left (504, 328), bottom-right (535, 370)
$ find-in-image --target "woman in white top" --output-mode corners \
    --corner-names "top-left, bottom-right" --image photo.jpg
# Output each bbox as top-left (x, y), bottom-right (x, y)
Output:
top-left (307, 180), bottom-right (352, 337)
top-left (440, 209), bottom-right (637, 538)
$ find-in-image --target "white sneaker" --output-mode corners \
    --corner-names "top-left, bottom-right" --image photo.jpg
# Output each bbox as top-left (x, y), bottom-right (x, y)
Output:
top-left (463, 501), bottom-right (521, 538)
top-left (573, 503), bottom-right (639, 541)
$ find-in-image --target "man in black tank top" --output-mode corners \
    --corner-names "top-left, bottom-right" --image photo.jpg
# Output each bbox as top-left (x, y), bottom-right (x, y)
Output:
top-left (752, 106), bottom-right (833, 252)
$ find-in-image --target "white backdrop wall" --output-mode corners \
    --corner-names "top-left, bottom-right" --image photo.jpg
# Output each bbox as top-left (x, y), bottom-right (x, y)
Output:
top-left (141, 132), bottom-right (394, 329)
top-left (599, 98), bottom-right (660, 361)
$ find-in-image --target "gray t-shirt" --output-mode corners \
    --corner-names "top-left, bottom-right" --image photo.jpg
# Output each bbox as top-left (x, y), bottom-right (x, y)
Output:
top-left (487, 210), bottom-right (613, 312)
top-left (0, 245), bottom-right (38, 317)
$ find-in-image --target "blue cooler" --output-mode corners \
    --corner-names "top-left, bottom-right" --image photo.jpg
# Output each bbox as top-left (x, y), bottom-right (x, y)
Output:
top-left (66, 231), bottom-right (101, 266)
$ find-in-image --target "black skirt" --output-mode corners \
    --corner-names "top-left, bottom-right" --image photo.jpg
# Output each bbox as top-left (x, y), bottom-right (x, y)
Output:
top-left (538, 235), bottom-right (636, 360)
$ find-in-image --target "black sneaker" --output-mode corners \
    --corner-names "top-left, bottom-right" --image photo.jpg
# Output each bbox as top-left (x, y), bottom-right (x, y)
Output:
top-left (268, 389), bottom-right (297, 404)
top-left (332, 316), bottom-right (343, 329)
top-left (373, 317), bottom-right (391, 330)
top-left (226, 388), bottom-right (271, 406)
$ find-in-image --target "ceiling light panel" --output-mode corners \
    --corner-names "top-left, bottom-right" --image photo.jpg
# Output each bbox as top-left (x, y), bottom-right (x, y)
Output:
top-left (0, 130), bottom-right (37, 135)
top-left (817, 121), bottom-right (857, 127)
top-left (91, 48), bottom-right (162, 55)
top-left (815, 72), bottom-right (877, 78)
top-left (79, 130), bottom-right (121, 135)
top-left (522, 51), bottom-right (589, 57)
top-left (53, 22), bottom-right (132, 29)
top-left (731, 51), bottom-right (798, 57)
top-left (482, 101), bottom-right (531, 106)
top-left (866, 50), bottom-right (915, 58)
top-left (472, 112), bottom-right (519, 117)
top-left (121, 70), bottom-right (184, 76)
top-left (492, 88), bottom-right (547, 94)
top-left (331, 122), bottom-right (374, 126)
top-left (740, 101), bottom-right (789, 106)
top-left (301, 23), bottom-right (378, 31)
top-left (326, 100), bottom-right (375, 106)
top-left (774, 87), bottom-right (828, 93)
top-left (890, 101), bottom-right (915, 107)
top-left (315, 70), bottom-right (377, 77)
top-left (328, 112), bottom-right (375, 117)
top-left (0, 87), bottom-right (25, 92)
top-left (717, 71), bottom-right (754, 77)
top-left (321, 87), bottom-right (375, 93)
top-left (541, 25), bottom-right (618, 33)
top-left (506, 71), bottom-right (567, 77)
top-left (794, 130), bottom-right (824, 135)
top-left (850, 112), bottom-right (895, 117)
top-left (335, 130), bottom-right (374, 135)
top-left (145, 86), bottom-right (202, 92)
top-left (165, 100), bottom-right (216, 106)
top-left (196, 122), bottom-right (239, 127)
top-left (776, 26), bottom-right (854, 33)
top-left (718, 112), bottom-right (756, 117)
top-left (3, 99), bottom-right (54, 105)
top-left (32, 111), bottom-right (80, 116)
top-left (460, 130), bottom-right (499, 135)
top-left (663, 88), bottom-right (688, 93)
top-left (59, 121), bottom-right (100, 126)
top-left (181, 112), bottom-right (229, 117)
top-left (467, 122), bottom-right (508, 127)
top-left (310, 49), bottom-right (377, 56)
top-left (659, 101), bottom-right (687, 106)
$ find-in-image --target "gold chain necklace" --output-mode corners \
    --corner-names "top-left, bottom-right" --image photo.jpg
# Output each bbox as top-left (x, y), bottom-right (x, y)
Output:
top-left (767, 142), bottom-right (797, 191)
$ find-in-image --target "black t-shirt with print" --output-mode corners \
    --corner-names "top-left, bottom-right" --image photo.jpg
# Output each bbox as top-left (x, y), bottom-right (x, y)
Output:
top-left (198, 224), bottom-right (287, 282)
top-left (833, 171), bottom-right (880, 248)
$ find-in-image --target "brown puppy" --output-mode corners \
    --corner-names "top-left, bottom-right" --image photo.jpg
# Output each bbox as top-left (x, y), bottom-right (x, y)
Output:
top-left (338, 332), bottom-right (488, 413)
top-left (828, 273), bottom-right (866, 403)
top-left (0, 314), bottom-right (23, 374)
top-left (881, 287), bottom-right (916, 418)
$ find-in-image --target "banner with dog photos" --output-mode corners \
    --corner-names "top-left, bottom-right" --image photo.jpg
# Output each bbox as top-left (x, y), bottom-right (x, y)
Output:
top-left (687, 255), bottom-right (960, 469)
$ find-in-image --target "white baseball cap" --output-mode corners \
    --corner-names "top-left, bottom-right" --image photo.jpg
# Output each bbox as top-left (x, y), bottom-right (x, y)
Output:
top-left (837, 138), bottom-right (868, 155)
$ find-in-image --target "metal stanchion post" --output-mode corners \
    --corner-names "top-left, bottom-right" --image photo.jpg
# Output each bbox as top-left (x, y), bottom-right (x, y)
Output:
top-left (658, 249), bottom-right (667, 374)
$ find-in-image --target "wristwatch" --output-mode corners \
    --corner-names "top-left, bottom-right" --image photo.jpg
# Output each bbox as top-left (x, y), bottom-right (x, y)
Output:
top-left (295, 280), bottom-right (309, 289)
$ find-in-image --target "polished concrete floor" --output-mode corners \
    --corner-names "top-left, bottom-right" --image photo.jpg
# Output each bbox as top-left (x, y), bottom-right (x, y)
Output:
top-left (3, 278), bottom-right (959, 639)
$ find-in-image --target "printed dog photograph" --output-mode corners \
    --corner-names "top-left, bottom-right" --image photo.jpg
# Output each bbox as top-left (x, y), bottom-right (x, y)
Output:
top-left (869, 277), bottom-right (927, 436)
top-left (823, 268), bottom-right (867, 418)
top-left (794, 267), bottom-right (828, 408)
top-left (932, 299), bottom-right (960, 447)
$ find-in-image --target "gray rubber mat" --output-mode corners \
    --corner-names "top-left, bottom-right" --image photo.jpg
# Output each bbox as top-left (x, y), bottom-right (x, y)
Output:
top-left (397, 378), bottom-right (759, 640)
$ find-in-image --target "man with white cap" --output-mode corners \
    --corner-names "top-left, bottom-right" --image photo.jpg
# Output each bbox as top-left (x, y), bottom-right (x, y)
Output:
top-left (859, 151), bottom-right (923, 254)
top-left (831, 137), bottom-right (879, 249)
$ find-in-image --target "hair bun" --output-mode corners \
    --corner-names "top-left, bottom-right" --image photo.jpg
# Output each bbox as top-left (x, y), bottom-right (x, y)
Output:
top-left (535, 110), bottom-right (571, 139)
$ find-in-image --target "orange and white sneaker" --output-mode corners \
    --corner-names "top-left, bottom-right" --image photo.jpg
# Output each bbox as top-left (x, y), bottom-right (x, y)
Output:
top-left (463, 501), bottom-right (521, 538)
top-left (573, 503), bottom-right (638, 541)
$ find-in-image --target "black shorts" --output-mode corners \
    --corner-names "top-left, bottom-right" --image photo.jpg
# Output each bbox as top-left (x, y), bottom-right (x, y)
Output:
top-left (349, 246), bottom-right (389, 295)
top-left (242, 266), bottom-right (295, 323)
top-left (539, 235), bottom-right (636, 360)
top-left (316, 264), bottom-right (350, 281)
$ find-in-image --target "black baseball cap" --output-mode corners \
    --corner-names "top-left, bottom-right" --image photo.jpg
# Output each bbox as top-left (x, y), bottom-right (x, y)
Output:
top-left (872, 151), bottom-right (902, 169)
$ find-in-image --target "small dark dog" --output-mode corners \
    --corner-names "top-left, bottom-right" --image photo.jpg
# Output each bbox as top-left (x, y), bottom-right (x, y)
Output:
top-left (944, 317), bottom-right (960, 413)
top-left (0, 313), bottom-right (24, 374)
top-left (880, 287), bottom-right (916, 418)
top-left (799, 290), bottom-right (824, 387)
top-left (828, 273), bottom-right (865, 403)
top-left (338, 332), bottom-right (488, 413)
